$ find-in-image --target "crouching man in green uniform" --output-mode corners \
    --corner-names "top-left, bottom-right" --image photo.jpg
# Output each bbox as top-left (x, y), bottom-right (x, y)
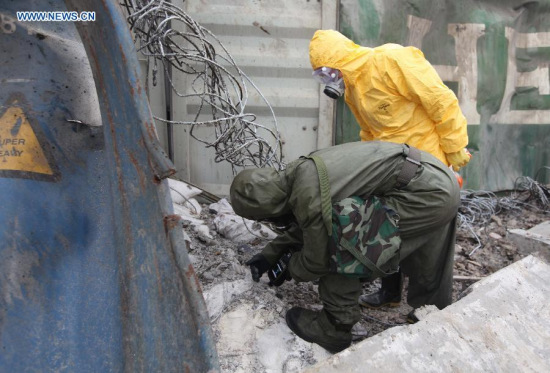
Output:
top-left (229, 141), bottom-right (460, 353)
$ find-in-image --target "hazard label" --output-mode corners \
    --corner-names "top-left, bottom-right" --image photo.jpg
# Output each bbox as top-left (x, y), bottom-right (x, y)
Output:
top-left (0, 104), bottom-right (53, 175)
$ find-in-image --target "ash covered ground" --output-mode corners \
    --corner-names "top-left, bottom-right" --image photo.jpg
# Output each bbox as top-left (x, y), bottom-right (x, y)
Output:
top-left (174, 179), bottom-right (549, 372)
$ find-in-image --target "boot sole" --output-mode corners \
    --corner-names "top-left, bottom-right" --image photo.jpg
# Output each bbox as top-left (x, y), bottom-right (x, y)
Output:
top-left (358, 301), bottom-right (401, 310)
top-left (406, 311), bottom-right (419, 324)
top-left (285, 311), bottom-right (350, 353)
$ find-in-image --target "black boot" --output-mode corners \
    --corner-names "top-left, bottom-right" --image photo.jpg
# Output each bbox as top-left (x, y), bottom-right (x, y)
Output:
top-left (359, 271), bottom-right (402, 309)
top-left (285, 307), bottom-right (353, 353)
top-left (406, 309), bottom-right (419, 324)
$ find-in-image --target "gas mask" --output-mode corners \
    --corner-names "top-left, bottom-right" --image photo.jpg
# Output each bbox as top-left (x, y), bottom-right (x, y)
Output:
top-left (312, 67), bottom-right (345, 99)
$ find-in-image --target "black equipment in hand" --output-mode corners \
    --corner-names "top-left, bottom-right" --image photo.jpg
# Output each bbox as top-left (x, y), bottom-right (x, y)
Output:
top-left (267, 252), bottom-right (292, 287)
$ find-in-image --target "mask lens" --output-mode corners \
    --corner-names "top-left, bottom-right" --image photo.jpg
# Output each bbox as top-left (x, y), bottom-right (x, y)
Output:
top-left (313, 67), bottom-right (344, 99)
top-left (312, 67), bottom-right (340, 84)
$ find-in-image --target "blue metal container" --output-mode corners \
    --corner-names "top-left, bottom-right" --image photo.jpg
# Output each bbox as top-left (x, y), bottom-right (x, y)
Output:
top-left (0, 0), bottom-right (219, 371)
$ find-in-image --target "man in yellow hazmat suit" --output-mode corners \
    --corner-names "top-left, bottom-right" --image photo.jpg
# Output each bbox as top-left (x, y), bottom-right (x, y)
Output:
top-left (309, 29), bottom-right (470, 313)
top-left (309, 29), bottom-right (470, 170)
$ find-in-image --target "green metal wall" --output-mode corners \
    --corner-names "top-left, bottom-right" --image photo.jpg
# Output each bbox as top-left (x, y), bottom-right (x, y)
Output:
top-left (337, 0), bottom-right (550, 190)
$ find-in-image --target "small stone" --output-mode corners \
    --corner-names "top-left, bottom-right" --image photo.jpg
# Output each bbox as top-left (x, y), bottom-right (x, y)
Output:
top-left (491, 215), bottom-right (503, 226)
top-left (197, 234), bottom-right (216, 246)
top-left (237, 244), bottom-right (253, 254)
top-left (211, 270), bottom-right (221, 277)
top-left (188, 254), bottom-right (198, 265)
top-left (489, 232), bottom-right (502, 240)
top-left (217, 262), bottom-right (229, 271)
top-left (202, 272), bottom-right (214, 281)
top-left (225, 248), bottom-right (236, 259)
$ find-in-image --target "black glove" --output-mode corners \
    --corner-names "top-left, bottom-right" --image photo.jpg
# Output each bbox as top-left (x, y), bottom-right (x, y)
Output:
top-left (245, 253), bottom-right (271, 282)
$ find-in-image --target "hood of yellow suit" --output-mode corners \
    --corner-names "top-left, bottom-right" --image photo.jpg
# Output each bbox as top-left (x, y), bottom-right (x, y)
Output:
top-left (309, 29), bottom-right (405, 90)
top-left (309, 29), bottom-right (369, 71)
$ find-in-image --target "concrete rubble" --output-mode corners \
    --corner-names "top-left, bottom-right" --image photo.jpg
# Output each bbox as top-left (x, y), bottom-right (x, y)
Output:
top-left (212, 300), bottom-right (332, 373)
top-left (508, 221), bottom-right (550, 254)
top-left (305, 254), bottom-right (550, 373)
top-left (210, 199), bottom-right (278, 243)
top-left (169, 178), bottom-right (276, 244)
top-left (171, 178), bottom-right (550, 372)
top-left (203, 273), bottom-right (333, 372)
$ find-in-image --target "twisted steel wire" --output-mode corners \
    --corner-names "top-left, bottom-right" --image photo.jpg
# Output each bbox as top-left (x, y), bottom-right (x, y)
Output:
top-left (121, 0), bottom-right (284, 173)
top-left (458, 175), bottom-right (549, 256)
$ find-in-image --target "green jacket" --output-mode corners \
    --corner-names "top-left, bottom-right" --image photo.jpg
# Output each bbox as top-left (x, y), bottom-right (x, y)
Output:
top-left (230, 141), bottom-right (459, 282)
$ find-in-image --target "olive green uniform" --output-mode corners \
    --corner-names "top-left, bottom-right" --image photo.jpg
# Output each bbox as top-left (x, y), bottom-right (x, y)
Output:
top-left (230, 141), bottom-right (460, 325)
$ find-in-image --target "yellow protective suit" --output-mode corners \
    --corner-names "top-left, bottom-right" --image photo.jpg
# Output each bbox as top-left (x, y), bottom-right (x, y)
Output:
top-left (309, 30), bottom-right (469, 168)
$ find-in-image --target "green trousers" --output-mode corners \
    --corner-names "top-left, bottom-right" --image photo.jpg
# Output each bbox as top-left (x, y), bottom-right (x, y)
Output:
top-left (318, 217), bottom-right (457, 325)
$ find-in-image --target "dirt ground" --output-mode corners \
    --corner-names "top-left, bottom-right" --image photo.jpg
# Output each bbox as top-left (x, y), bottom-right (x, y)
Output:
top-left (187, 187), bottom-right (549, 347)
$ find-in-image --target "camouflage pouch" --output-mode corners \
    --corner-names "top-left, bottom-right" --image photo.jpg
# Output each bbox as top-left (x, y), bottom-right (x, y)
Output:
top-left (328, 195), bottom-right (401, 280)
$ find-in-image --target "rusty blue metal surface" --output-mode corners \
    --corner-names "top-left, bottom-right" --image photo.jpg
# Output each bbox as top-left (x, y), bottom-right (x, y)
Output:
top-left (0, 0), bottom-right (219, 371)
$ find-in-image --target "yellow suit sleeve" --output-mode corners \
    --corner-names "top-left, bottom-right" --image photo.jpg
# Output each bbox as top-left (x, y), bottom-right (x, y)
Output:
top-left (385, 49), bottom-right (468, 154)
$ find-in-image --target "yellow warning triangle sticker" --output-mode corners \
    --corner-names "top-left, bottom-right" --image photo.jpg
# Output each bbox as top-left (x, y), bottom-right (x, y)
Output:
top-left (0, 105), bottom-right (54, 175)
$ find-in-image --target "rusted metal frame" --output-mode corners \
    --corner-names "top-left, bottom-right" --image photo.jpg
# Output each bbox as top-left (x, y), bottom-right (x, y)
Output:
top-left (62, 0), bottom-right (219, 371)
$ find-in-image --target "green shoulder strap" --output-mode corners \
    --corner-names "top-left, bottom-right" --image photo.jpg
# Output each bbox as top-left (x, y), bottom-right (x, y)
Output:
top-left (303, 155), bottom-right (332, 236)
top-left (340, 239), bottom-right (389, 278)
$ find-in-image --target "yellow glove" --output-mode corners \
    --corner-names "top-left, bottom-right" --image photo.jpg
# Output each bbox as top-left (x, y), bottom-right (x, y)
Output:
top-left (446, 149), bottom-right (471, 172)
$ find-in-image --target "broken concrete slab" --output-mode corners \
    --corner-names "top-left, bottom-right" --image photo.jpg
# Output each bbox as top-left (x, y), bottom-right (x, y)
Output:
top-left (528, 220), bottom-right (550, 236)
top-left (304, 255), bottom-right (550, 373)
top-left (203, 276), bottom-right (333, 372)
top-left (214, 302), bottom-right (332, 373)
top-left (203, 278), bottom-right (253, 322)
top-left (508, 220), bottom-right (550, 254)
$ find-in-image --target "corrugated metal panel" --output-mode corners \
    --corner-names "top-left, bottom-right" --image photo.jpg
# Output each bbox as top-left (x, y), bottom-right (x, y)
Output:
top-left (152, 0), bottom-right (338, 195)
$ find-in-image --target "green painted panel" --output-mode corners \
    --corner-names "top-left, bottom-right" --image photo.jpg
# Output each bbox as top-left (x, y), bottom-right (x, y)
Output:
top-left (337, 0), bottom-right (550, 190)
top-left (463, 125), bottom-right (550, 188)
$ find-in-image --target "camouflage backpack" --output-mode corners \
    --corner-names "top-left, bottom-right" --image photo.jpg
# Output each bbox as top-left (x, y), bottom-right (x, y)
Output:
top-left (328, 195), bottom-right (401, 280)
top-left (303, 154), bottom-right (402, 281)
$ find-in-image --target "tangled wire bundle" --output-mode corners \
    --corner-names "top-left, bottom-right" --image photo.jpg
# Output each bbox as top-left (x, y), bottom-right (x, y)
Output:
top-left (121, 0), bottom-right (284, 172)
top-left (458, 175), bottom-right (549, 256)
